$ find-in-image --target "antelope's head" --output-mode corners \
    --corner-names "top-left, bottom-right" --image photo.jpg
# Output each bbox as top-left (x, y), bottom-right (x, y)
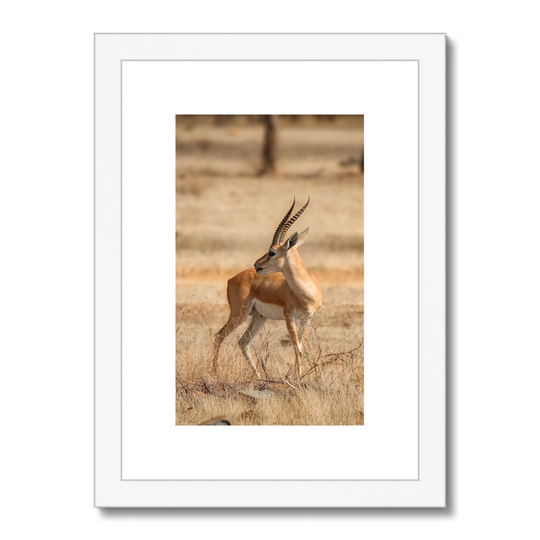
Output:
top-left (254, 197), bottom-right (310, 276)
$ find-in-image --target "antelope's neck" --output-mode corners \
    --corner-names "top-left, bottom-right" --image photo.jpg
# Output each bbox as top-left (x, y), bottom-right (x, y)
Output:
top-left (282, 248), bottom-right (319, 307)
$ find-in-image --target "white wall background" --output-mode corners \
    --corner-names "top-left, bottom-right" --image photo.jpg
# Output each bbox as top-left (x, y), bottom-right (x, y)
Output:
top-left (1, 2), bottom-right (539, 538)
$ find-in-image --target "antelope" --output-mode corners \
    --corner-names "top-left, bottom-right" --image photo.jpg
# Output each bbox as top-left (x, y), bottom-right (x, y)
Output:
top-left (213, 197), bottom-right (322, 378)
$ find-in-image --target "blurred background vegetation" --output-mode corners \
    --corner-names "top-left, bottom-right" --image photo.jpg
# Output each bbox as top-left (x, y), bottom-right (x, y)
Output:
top-left (176, 114), bottom-right (364, 295)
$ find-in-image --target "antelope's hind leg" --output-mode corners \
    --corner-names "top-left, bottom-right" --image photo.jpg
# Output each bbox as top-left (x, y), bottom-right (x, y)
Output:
top-left (238, 309), bottom-right (268, 378)
top-left (212, 301), bottom-right (252, 374)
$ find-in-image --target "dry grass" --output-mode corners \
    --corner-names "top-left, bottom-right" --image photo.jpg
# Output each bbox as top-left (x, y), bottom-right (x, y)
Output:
top-left (175, 296), bottom-right (364, 426)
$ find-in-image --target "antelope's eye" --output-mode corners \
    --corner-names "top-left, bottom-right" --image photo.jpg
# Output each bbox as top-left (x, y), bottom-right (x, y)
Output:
top-left (268, 251), bottom-right (275, 257)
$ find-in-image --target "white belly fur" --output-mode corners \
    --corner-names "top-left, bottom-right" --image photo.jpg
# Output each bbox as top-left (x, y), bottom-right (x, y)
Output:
top-left (253, 300), bottom-right (285, 320)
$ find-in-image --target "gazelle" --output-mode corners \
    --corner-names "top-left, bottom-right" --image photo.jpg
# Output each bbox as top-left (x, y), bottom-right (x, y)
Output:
top-left (213, 197), bottom-right (322, 378)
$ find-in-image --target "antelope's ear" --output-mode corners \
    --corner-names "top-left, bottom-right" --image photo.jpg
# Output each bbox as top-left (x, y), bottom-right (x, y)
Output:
top-left (285, 231), bottom-right (299, 250)
top-left (285, 228), bottom-right (309, 250)
top-left (295, 227), bottom-right (309, 249)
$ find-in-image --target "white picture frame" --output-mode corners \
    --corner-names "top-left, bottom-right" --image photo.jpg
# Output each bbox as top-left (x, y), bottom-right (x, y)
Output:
top-left (95, 33), bottom-right (445, 507)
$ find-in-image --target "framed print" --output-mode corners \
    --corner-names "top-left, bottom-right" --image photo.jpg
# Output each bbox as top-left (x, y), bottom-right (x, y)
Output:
top-left (95, 33), bottom-right (445, 507)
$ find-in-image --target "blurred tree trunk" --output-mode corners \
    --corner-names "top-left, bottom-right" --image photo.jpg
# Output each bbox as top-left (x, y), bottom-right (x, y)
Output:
top-left (360, 145), bottom-right (364, 174)
top-left (260, 115), bottom-right (278, 175)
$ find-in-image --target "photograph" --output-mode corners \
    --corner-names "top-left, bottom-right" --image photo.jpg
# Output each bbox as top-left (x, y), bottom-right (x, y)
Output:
top-left (175, 115), bottom-right (364, 425)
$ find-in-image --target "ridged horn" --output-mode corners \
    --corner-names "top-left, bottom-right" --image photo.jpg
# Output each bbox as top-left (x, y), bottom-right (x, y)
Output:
top-left (272, 198), bottom-right (296, 245)
top-left (279, 196), bottom-right (310, 242)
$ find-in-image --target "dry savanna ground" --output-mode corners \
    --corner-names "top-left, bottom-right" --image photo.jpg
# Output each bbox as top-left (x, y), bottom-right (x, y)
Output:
top-left (176, 116), bottom-right (364, 425)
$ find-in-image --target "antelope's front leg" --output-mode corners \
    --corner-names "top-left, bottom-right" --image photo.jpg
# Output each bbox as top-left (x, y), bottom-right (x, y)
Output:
top-left (296, 315), bottom-right (313, 353)
top-left (285, 317), bottom-right (303, 376)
